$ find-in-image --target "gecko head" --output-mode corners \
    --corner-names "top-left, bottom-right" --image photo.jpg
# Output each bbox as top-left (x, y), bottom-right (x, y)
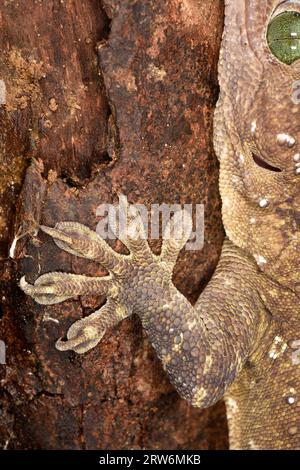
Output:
top-left (220, 0), bottom-right (300, 201)
top-left (244, 1), bottom-right (300, 191)
top-left (218, 0), bottom-right (300, 200)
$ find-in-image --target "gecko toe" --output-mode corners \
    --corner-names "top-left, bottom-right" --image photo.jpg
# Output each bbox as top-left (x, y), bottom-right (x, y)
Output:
top-left (40, 222), bottom-right (124, 271)
top-left (20, 273), bottom-right (113, 305)
top-left (55, 336), bottom-right (101, 354)
top-left (56, 322), bottom-right (104, 354)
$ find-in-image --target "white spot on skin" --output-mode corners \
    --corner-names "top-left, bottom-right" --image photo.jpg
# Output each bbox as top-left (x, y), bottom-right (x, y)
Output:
top-left (259, 198), bottom-right (269, 208)
top-left (239, 154), bottom-right (245, 164)
top-left (249, 439), bottom-right (257, 450)
top-left (162, 304), bottom-right (171, 310)
top-left (287, 396), bottom-right (295, 404)
top-left (269, 336), bottom-right (288, 359)
top-left (275, 335), bottom-right (283, 343)
top-left (269, 350), bottom-right (278, 359)
top-left (254, 254), bottom-right (267, 266)
top-left (173, 333), bottom-right (183, 353)
top-left (277, 133), bottom-right (296, 147)
top-left (291, 32), bottom-right (298, 37)
top-left (288, 425), bottom-right (298, 436)
top-left (251, 121), bottom-right (257, 134)
top-left (227, 397), bottom-right (238, 413)
top-left (293, 153), bottom-right (300, 162)
top-left (224, 278), bottom-right (233, 287)
top-left (250, 217), bottom-right (256, 224)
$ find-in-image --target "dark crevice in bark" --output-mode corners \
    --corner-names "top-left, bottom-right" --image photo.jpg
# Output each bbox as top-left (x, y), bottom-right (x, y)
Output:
top-left (100, 2), bottom-right (112, 40)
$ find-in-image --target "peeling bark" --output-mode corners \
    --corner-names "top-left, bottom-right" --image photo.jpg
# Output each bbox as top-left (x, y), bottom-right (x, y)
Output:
top-left (0, 0), bottom-right (227, 449)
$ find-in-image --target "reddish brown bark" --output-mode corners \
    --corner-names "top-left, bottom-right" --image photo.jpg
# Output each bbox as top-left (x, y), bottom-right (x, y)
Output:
top-left (0, 0), bottom-right (227, 449)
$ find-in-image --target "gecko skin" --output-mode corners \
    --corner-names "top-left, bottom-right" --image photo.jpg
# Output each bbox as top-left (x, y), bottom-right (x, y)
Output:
top-left (20, 0), bottom-right (300, 450)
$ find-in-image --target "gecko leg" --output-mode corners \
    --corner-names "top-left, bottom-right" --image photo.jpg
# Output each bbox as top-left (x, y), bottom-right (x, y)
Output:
top-left (20, 208), bottom-right (265, 407)
top-left (20, 210), bottom-right (192, 354)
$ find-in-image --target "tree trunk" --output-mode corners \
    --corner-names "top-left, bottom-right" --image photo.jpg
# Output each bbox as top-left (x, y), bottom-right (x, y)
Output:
top-left (0, 0), bottom-right (227, 449)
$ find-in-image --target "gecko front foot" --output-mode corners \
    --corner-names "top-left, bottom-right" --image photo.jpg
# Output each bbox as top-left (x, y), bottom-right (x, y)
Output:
top-left (20, 208), bottom-right (192, 354)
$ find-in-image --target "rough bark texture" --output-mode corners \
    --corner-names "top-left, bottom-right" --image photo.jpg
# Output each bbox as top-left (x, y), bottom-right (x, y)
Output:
top-left (0, 0), bottom-right (227, 449)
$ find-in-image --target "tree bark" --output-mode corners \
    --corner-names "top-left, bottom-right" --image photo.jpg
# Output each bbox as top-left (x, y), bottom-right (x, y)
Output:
top-left (0, 0), bottom-right (227, 449)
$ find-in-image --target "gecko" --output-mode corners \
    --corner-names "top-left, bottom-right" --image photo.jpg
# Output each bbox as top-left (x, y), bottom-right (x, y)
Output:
top-left (20, 0), bottom-right (300, 450)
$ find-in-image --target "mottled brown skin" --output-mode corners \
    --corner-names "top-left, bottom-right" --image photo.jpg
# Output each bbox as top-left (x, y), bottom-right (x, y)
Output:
top-left (20, 0), bottom-right (300, 450)
top-left (214, 0), bottom-right (300, 449)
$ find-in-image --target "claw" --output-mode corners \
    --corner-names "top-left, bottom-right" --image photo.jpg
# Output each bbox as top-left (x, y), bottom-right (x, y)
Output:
top-left (20, 276), bottom-right (34, 295)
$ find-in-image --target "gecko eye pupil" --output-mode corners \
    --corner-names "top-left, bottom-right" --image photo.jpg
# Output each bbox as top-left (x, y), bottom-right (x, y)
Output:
top-left (267, 11), bottom-right (300, 65)
top-left (252, 153), bottom-right (282, 173)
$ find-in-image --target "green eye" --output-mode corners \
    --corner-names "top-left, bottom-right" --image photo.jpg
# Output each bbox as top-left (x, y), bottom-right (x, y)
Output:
top-left (267, 11), bottom-right (300, 65)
